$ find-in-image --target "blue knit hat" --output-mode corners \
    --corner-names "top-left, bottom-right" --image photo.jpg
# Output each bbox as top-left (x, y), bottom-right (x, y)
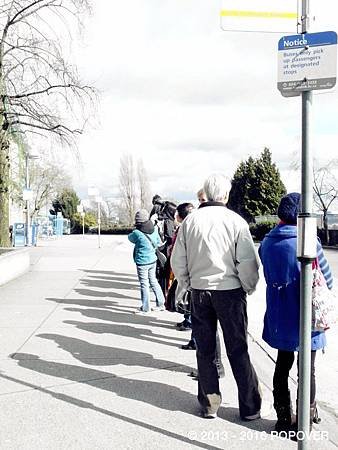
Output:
top-left (277, 193), bottom-right (301, 224)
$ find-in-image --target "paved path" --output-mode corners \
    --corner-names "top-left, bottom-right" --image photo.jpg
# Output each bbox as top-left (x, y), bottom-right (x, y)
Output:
top-left (0, 235), bottom-right (337, 449)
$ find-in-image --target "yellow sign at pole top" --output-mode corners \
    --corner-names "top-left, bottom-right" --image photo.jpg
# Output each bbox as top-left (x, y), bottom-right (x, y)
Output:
top-left (220, 0), bottom-right (298, 33)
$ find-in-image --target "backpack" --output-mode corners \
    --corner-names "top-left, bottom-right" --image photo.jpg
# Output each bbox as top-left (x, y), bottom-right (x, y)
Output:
top-left (158, 201), bottom-right (177, 221)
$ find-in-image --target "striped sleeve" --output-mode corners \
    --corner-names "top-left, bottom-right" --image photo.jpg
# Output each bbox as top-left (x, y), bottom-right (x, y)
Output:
top-left (317, 240), bottom-right (333, 289)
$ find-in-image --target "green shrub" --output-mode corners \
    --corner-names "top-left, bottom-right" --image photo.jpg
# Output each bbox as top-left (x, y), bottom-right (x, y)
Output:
top-left (250, 221), bottom-right (276, 241)
top-left (100, 226), bottom-right (133, 235)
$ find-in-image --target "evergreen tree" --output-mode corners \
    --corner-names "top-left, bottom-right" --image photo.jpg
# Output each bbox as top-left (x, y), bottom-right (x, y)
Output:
top-left (52, 188), bottom-right (80, 222)
top-left (228, 148), bottom-right (286, 223)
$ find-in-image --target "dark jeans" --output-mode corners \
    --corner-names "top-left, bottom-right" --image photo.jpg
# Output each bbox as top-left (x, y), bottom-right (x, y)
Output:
top-left (273, 350), bottom-right (317, 404)
top-left (157, 258), bottom-right (171, 296)
top-left (191, 288), bottom-right (261, 418)
top-left (188, 315), bottom-right (224, 377)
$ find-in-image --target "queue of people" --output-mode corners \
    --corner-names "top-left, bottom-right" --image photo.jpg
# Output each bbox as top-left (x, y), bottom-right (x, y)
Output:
top-left (128, 174), bottom-right (334, 436)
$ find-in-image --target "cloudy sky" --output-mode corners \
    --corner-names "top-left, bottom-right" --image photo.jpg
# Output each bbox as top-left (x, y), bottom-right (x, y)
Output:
top-left (70, 0), bottom-right (338, 203)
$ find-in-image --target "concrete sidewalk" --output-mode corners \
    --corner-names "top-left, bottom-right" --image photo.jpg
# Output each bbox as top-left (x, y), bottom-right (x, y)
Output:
top-left (0, 235), bottom-right (337, 449)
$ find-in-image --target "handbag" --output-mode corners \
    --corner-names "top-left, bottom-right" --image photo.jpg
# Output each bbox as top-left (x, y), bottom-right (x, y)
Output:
top-left (143, 233), bottom-right (167, 268)
top-left (312, 259), bottom-right (337, 331)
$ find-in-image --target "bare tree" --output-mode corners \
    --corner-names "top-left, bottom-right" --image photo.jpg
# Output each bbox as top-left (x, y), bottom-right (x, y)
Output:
top-left (137, 157), bottom-right (151, 210)
top-left (313, 161), bottom-right (338, 245)
top-left (29, 159), bottom-right (72, 219)
top-left (104, 198), bottom-right (119, 226)
top-left (119, 153), bottom-right (136, 225)
top-left (0, 0), bottom-right (96, 246)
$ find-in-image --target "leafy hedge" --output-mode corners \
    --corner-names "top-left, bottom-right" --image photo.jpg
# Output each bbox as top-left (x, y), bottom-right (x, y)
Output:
top-left (250, 221), bottom-right (276, 241)
top-left (100, 227), bottom-right (133, 235)
top-left (72, 226), bottom-right (134, 235)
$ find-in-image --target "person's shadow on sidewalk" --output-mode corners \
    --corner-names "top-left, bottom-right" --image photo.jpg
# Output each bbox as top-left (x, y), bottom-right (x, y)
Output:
top-left (46, 297), bottom-right (126, 309)
top-left (35, 333), bottom-right (193, 374)
top-left (80, 278), bottom-right (139, 291)
top-left (0, 370), bottom-right (221, 450)
top-left (83, 269), bottom-right (138, 279)
top-left (64, 320), bottom-right (187, 347)
top-left (10, 351), bottom-right (276, 433)
top-left (10, 352), bottom-right (197, 414)
top-left (73, 288), bottom-right (139, 301)
top-left (88, 275), bottom-right (138, 284)
top-left (62, 306), bottom-right (177, 330)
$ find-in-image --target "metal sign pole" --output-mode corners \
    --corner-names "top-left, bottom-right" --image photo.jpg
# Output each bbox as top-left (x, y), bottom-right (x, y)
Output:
top-left (298, 1), bottom-right (313, 448)
top-left (25, 153), bottom-right (30, 246)
top-left (98, 201), bottom-right (101, 249)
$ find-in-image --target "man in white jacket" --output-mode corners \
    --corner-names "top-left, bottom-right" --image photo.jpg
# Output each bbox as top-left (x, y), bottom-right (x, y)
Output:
top-left (171, 174), bottom-right (261, 420)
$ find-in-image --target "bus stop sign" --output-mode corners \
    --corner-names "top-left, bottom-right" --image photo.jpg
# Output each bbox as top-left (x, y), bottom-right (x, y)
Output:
top-left (278, 31), bottom-right (337, 97)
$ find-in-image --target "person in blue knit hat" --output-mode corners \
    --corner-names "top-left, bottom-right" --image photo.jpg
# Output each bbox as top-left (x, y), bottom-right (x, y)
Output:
top-left (259, 192), bottom-right (333, 434)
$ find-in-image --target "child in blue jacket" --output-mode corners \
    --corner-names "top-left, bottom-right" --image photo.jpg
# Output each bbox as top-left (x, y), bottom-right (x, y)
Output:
top-left (128, 209), bottom-right (165, 314)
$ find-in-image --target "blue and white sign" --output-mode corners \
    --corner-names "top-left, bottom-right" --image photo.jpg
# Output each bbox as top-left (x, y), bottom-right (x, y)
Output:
top-left (278, 31), bottom-right (337, 97)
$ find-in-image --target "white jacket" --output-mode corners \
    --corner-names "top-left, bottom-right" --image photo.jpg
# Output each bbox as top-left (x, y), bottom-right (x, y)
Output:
top-left (171, 204), bottom-right (259, 294)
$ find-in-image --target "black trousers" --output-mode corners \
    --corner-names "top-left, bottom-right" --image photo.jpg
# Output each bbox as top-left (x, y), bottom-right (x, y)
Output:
top-left (273, 350), bottom-right (317, 404)
top-left (191, 288), bottom-right (261, 418)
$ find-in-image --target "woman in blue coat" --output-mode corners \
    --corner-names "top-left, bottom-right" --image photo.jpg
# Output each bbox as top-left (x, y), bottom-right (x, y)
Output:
top-left (259, 193), bottom-right (333, 433)
top-left (128, 209), bottom-right (165, 314)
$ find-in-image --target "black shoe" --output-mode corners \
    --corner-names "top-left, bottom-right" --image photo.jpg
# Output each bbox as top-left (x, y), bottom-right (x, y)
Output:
top-left (273, 389), bottom-right (292, 433)
top-left (188, 370), bottom-right (198, 377)
top-left (181, 341), bottom-right (196, 350)
top-left (200, 409), bottom-right (217, 419)
top-left (177, 324), bottom-right (191, 331)
top-left (176, 320), bottom-right (190, 328)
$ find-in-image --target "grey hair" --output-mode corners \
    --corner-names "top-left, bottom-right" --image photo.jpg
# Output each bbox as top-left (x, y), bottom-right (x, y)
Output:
top-left (203, 174), bottom-right (231, 203)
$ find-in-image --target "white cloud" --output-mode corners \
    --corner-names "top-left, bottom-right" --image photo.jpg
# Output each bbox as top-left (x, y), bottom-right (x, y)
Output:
top-left (68, 0), bottom-right (338, 207)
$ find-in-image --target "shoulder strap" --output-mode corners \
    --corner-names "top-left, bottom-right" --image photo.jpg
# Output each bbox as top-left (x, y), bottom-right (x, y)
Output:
top-left (142, 232), bottom-right (156, 249)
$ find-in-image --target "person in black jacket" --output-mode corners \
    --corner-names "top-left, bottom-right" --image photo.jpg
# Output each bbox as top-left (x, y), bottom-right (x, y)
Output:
top-left (150, 195), bottom-right (177, 295)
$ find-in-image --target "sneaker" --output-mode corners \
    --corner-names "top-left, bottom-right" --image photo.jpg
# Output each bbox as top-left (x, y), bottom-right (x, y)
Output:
top-left (151, 305), bottom-right (165, 311)
top-left (243, 412), bottom-right (261, 421)
top-left (201, 410), bottom-right (217, 419)
top-left (242, 400), bottom-right (272, 421)
top-left (134, 309), bottom-right (150, 315)
top-left (176, 321), bottom-right (185, 327)
top-left (200, 393), bottom-right (222, 419)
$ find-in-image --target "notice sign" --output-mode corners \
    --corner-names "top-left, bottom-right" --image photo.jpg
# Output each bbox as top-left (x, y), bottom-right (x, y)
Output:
top-left (278, 31), bottom-right (337, 97)
top-left (220, 0), bottom-right (297, 33)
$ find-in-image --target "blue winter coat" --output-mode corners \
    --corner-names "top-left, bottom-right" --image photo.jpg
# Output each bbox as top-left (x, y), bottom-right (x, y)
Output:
top-left (128, 228), bottom-right (161, 266)
top-left (259, 224), bottom-right (326, 351)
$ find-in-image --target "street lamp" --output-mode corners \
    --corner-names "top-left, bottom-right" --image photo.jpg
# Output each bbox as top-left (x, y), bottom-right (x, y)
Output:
top-left (23, 151), bottom-right (39, 246)
top-left (95, 195), bottom-right (103, 249)
top-left (87, 187), bottom-right (102, 248)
